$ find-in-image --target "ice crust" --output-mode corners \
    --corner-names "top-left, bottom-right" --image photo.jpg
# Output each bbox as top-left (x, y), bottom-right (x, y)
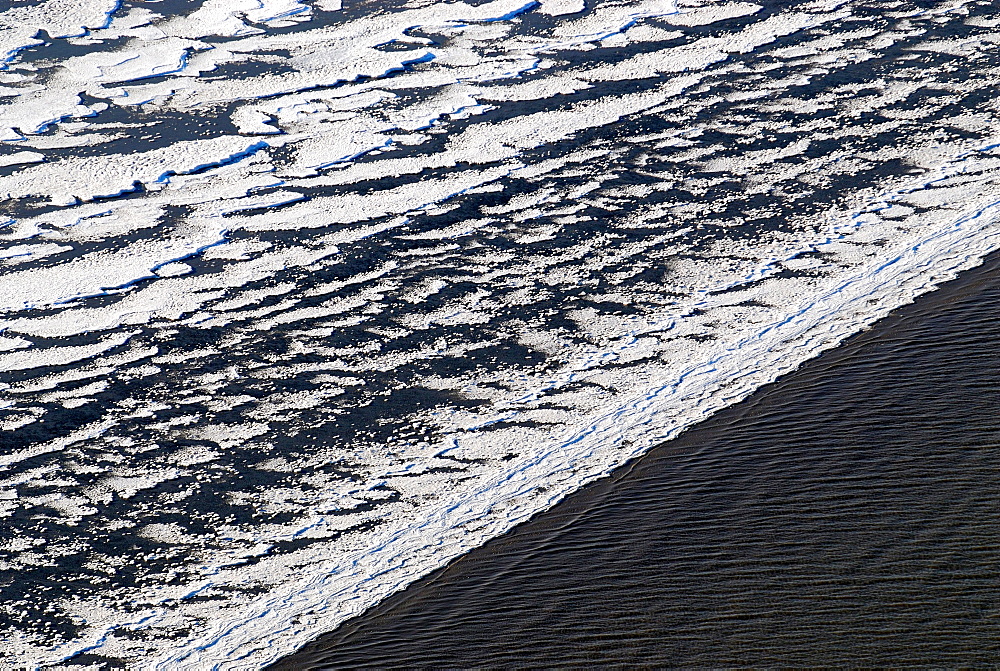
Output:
top-left (0, 0), bottom-right (120, 64)
top-left (1, 0), bottom-right (1000, 667)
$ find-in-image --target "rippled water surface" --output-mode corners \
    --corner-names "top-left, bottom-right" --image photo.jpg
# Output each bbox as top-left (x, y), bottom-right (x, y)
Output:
top-left (277, 250), bottom-right (1000, 668)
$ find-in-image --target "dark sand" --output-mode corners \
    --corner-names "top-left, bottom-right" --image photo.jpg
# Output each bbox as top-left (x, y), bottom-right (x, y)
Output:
top-left (274, 251), bottom-right (1000, 668)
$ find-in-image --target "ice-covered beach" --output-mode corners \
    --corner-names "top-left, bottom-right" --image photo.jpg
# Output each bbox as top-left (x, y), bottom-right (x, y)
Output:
top-left (2, 0), bottom-right (1000, 666)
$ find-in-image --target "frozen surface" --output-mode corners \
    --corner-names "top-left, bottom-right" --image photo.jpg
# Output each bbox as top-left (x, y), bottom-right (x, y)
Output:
top-left (2, 0), bottom-right (1000, 667)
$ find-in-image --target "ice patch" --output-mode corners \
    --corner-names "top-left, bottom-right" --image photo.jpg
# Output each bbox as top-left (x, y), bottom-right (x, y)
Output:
top-left (666, 2), bottom-right (762, 26)
top-left (0, 135), bottom-right (271, 204)
top-left (539, 0), bottom-right (587, 16)
top-left (0, 150), bottom-right (44, 167)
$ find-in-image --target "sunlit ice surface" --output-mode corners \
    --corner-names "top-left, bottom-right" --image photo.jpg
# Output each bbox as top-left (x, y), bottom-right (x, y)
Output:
top-left (2, 0), bottom-right (1000, 666)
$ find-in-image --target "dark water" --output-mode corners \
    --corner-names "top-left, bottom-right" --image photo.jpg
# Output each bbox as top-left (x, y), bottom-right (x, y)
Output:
top-left (274, 252), bottom-right (1000, 668)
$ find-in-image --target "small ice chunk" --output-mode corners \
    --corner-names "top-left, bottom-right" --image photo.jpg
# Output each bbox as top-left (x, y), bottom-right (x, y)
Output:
top-left (243, 0), bottom-right (312, 26)
top-left (232, 108), bottom-right (281, 135)
top-left (879, 204), bottom-right (915, 219)
top-left (666, 2), bottom-right (763, 26)
top-left (0, 151), bottom-right (44, 167)
top-left (0, 335), bottom-right (30, 352)
top-left (538, 0), bottom-right (586, 16)
top-left (0, 243), bottom-right (72, 264)
top-left (155, 262), bottom-right (193, 277)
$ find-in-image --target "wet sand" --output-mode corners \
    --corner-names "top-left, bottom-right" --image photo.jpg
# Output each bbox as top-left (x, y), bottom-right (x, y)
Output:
top-left (274, 250), bottom-right (1000, 668)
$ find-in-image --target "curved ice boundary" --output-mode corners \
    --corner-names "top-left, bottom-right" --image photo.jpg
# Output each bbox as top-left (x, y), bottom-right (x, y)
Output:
top-left (2, 0), bottom-right (1000, 667)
